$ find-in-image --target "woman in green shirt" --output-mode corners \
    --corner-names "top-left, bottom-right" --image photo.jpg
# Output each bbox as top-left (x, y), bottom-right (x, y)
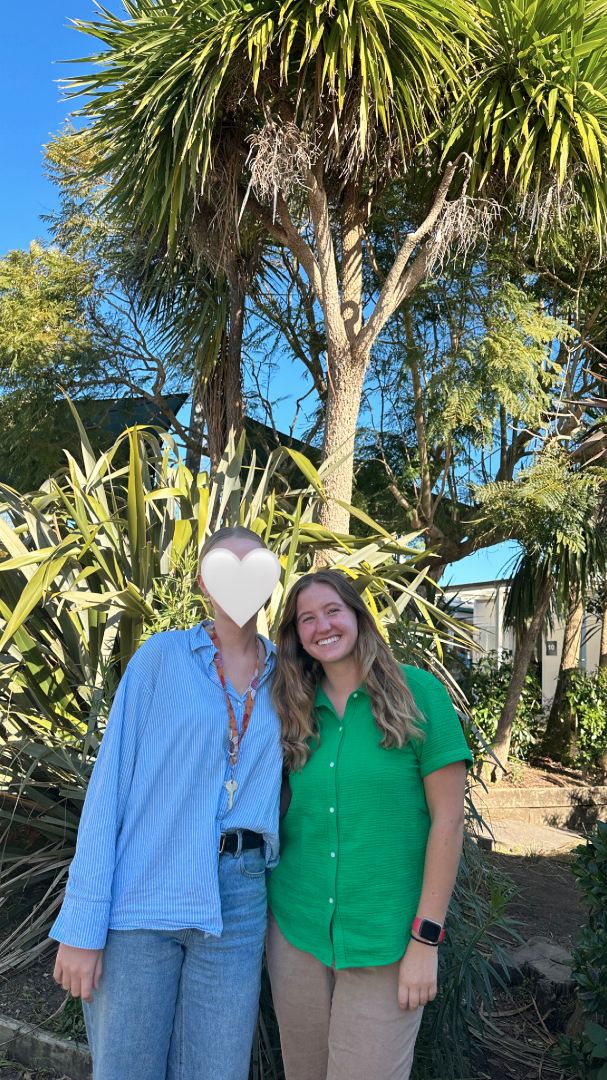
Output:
top-left (267, 569), bottom-right (472, 1080)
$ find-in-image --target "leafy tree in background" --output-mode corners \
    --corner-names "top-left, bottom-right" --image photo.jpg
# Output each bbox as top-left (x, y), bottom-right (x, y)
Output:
top-left (0, 243), bottom-right (106, 489)
top-left (64, 0), bottom-right (607, 533)
top-left (355, 253), bottom-right (569, 575)
top-left (44, 129), bottom-right (325, 473)
top-left (474, 451), bottom-right (606, 772)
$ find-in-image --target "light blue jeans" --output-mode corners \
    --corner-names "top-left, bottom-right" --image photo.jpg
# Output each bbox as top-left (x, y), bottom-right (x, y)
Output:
top-left (83, 846), bottom-right (267, 1080)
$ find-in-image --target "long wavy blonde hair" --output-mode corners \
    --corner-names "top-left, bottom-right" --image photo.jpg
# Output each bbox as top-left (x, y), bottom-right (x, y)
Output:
top-left (273, 570), bottom-right (424, 771)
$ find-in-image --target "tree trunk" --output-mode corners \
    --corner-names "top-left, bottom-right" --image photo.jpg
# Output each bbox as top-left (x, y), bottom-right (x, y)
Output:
top-left (542, 592), bottom-right (584, 760)
top-left (197, 280), bottom-right (246, 473)
top-left (185, 360), bottom-right (207, 475)
top-left (199, 341), bottom-right (228, 474)
top-left (600, 604), bottom-right (607, 668)
top-left (490, 578), bottom-right (553, 779)
top-left (317, 347), bottom-right (367, 537)
top-left (225, 278), bottom-right (245, 439)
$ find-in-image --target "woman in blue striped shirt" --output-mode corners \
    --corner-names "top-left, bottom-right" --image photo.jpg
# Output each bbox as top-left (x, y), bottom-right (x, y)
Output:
top-left (50, 526), bottom-right (283, 1080)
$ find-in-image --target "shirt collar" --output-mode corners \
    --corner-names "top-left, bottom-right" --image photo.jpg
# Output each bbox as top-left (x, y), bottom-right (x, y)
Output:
top-left (314, 683), bottom-right (331, 711)
top-left (314, 681), bottom-right (367, 713)
top-left (189, 621), bottom-right (276, 664)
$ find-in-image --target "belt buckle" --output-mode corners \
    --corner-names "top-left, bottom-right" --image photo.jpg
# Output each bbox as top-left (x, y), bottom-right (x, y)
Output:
top-left (219, 833), bottom-right (227, 855)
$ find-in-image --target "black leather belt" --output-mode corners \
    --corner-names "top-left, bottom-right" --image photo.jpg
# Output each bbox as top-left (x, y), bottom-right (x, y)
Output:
top-left (219, 830), bottom-right (264, 855)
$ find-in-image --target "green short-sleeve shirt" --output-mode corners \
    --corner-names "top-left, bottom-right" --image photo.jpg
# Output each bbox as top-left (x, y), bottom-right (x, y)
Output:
top-left (267, 665), bottom-right (473, 969)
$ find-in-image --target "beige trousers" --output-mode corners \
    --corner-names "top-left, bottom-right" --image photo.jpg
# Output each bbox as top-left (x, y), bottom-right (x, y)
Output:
top-left (266, 913), bottom-right (424, 1080)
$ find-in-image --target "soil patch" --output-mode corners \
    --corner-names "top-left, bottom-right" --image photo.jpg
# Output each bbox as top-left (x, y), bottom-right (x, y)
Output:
top-left (469, 848), bottom-right (585, 1079)
top-left (0, 890), bottom-right (84, 1045)
top-left (471, 984), bottom-right (571, 1080)
top-left (487, 850), bottom-right (584, 949)
top-left (497, 758), bottom-right (604, 789)
top-left (0, 961), bottom-right (73, 1039)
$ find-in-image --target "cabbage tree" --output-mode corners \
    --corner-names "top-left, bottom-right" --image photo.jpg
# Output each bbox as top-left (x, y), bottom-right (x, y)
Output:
top-left (66, 0), bottom-right (607, 532)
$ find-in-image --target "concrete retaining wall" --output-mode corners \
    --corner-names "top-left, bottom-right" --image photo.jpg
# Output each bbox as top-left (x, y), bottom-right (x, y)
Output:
top-left (473, 784), bottom-right (607, 831)
top-left (0, 1014), bottom-right (91, 1079)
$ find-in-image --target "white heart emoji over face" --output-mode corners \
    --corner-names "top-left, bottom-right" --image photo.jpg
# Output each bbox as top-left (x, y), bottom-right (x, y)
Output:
top-left (200, 548), bottom-right (281, 627)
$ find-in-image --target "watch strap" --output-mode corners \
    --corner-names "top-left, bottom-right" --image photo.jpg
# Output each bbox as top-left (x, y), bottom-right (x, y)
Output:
top-left (410, 934), bottom-right (439, 947)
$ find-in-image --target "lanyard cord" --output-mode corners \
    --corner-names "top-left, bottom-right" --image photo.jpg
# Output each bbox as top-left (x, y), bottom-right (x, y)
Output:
top-left (207, 623), bottom-right (264, 767)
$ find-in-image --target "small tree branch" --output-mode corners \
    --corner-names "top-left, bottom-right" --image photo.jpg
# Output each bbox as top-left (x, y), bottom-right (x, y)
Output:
top-left (363, 229), bottom-right (384, 285)
top-left (273, 193), bottom-right (324, 301)
top-left (237, 192), bottom-right (288, 247)
top-left (244, 189), bottom-right (323, 301)
top-left (373, 439), bottom-right (421, 527)
top-left (306, 168), bottom-right (350, 356)
top-left (116, 372), bottom-right (194, 452)
top-left (433, 439), bottom-right (453, 514)
top-left (289, 382), bottom-right (319, 439)
top-left (356, 160), bottom-right (460, 357)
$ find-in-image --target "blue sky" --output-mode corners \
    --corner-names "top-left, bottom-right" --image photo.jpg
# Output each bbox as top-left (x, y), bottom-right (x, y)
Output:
top-left (1, 3), bottom-right (94, 254)
top-left (1, 2), bottom-right (518, 584)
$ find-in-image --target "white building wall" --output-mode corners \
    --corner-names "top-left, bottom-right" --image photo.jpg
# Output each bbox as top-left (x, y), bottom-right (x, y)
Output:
top-left (444, 581), bottom-right (602, 709)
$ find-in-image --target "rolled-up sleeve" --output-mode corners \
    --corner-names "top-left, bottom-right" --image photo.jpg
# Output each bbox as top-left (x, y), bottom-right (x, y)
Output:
top-left (49, 662), bottom-right (151, 949)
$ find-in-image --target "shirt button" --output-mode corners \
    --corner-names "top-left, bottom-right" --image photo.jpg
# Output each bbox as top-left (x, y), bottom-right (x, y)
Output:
top-left (329, 807), bottom-right (335, 813)
top-left (329, 898), bottom-right (334, 904)
top-left (329, 761), bottom-right (335, 768)
top-left (330, 851), bottom-right (336, 858)
top-left (338, 726), bottom-right (343, 732)
top-left (353, 692), bottom-right (358, 699)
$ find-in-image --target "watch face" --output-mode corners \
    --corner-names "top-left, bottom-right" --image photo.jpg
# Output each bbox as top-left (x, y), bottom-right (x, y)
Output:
top-left (418, 919), bottom-right (442, 943)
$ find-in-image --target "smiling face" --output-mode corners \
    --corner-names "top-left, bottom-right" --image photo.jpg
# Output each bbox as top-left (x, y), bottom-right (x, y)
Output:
top-left (295, 581), bottom-right (359, 666)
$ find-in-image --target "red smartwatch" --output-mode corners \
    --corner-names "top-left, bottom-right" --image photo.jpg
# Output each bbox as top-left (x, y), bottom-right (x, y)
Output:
top-left (411, 917), bottom-right (445, 945)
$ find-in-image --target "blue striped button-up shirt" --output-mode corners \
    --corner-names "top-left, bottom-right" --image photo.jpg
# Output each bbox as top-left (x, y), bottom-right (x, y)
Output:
top-left (50, 623), bottom-right (282, 950)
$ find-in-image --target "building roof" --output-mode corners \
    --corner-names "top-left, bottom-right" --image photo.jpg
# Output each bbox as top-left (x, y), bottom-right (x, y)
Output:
top-left (443, 577), bottom-right (512, 592)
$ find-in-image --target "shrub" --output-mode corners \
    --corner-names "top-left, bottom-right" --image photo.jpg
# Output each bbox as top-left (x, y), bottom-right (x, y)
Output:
top-left (557, 821), bottom-right (607, 1080)
top-left (563, 669), bottom-right (607, 776)
top-left (466, 652), bottom-right (543, 761)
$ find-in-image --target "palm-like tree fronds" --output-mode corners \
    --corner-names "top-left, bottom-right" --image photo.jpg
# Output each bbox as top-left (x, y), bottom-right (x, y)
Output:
top-left (449, 0), bottom-right (607, 233)
top-left (65, 0), bottom-right (476, 254)
top-left (474, 448), bottom-right (607, 634)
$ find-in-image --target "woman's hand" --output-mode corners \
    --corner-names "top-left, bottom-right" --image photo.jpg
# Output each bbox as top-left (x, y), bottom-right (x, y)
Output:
top-left (53, 944), bottom-right (104, 1003)
top-left (397, 938), bottom-right (438, 1010)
